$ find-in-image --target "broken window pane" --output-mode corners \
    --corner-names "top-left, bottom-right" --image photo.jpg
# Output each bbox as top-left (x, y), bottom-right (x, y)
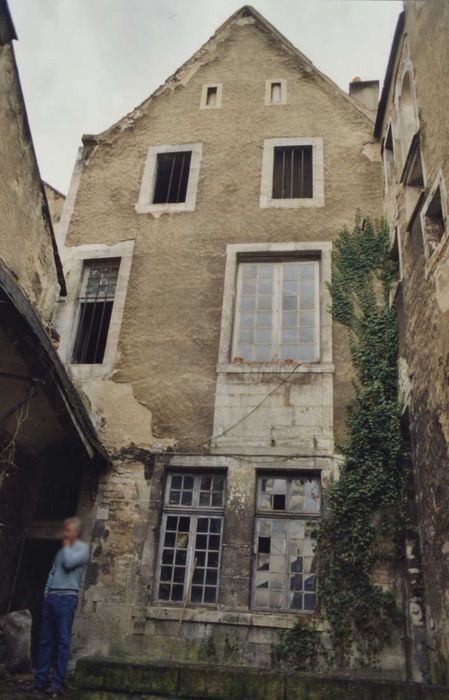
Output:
top-left (253, 475), bottom-right (320, 612)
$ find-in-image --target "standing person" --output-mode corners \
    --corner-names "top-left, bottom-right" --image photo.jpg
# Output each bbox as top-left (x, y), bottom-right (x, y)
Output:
top-left (28, 517), bottom-right (89, 697)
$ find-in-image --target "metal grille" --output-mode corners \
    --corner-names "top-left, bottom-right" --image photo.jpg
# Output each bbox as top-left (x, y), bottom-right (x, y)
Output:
top-left (153, 151), bottom-right (192, 204)
top-left (157, 473), bottom-right (225, 605)
top-left (72, 259), bottom-right (120, 365)
top-left (272, 145), bottom-right (313, 199)
top-left (252, 475), bottom-right (320, 612)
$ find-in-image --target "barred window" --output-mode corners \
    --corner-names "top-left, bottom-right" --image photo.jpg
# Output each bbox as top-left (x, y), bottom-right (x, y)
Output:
top-left (272, 146), bottom-right (313, 199)
top-left (157, 473), bottom-right (225, 605)
top-left (153, 151), bottom-right (192, 204)
top-left (72, 259), bottom-right (120, 364)
top-left (233, 260), bottom-right (319, 363)
top-left (252, 475), bottom-right (321, 612)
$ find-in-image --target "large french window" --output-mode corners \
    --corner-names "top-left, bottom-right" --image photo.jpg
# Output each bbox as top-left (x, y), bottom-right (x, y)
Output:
top-left (232, 259), bottom-right (319, 363)
top-left (157, 473), bottom-right (225, 605)
top-left (252, 474), bottom-right (320, 612)
top-left (72, 258), bottom-right (120, 364)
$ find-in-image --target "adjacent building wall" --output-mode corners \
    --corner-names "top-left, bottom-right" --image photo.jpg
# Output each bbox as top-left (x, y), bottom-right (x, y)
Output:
top-left (0, 39), bottom-right (61, 318)
top-left (376, 0), bottom-right (449, 684)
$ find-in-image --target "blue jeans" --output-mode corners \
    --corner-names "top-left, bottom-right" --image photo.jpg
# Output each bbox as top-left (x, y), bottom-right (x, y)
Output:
top-left (35, 594), bottom-right (78, 689)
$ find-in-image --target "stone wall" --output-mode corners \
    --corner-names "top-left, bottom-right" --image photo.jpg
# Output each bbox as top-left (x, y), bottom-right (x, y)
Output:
top-left (0, 42), bottom-right (60, 319)
top-left (75, 658), bottom-right (449, 700)
top-left (377, 1), bottom-right (449, 683)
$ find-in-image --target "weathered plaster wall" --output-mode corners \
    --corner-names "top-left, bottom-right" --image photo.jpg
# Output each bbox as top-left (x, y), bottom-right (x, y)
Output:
top-left (61, 18), bottom-right (382, 452)
top-left (380, 0), bottom-right (449, 684)
top-left (0, 43), bottom-right (60, 319)
top-left (58, 13), bottom-right (389, 671)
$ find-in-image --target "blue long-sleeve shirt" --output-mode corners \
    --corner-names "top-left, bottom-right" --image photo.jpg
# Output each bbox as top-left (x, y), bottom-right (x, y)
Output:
top-left (45, 541), bottom-right (89, 596)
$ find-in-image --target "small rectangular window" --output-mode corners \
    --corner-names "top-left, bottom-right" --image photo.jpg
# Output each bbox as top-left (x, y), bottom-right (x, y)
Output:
top-left (270, 82), bottom-right (282, 103)
top-left (233, 260), bottom-right (319, 363)
top-left (206, 86), bottom-right (217, 107)
top-left (157, 472), bottom-right (225, 605)
top-left (272, 146), bottom-right (313, 199)
top-left (72, 259), bottom-right (120, 364)
top-left (252, 475), bottom-right (320, 612)
top-left (153, 151), bottom-right (192, 204)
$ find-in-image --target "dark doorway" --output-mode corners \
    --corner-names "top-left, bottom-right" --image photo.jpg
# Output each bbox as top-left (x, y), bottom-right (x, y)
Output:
top-left (10, 538), bottom-right (60, 663)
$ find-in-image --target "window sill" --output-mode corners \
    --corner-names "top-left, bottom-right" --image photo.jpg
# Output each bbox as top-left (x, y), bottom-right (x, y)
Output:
top-left (259, 196), bottom-right (324, 209)
top-left (216, 362), bottom-right (334, 375)
top-left (141, 605), bottom-right (314, 630)
top-left (135, 201), bottom-right (196, 215)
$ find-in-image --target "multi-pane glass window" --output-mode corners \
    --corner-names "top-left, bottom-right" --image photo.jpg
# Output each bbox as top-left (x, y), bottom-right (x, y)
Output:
top-left (272, 145), bottom-right (313, 199)
top-left (72, 259), bottom-right (120, 364)
top-left (233, 260), bottom-right (319, 363)
top-left (157, 473), bottom-right (225, 605)
top-left (252, 475), bottom-right (321, 612)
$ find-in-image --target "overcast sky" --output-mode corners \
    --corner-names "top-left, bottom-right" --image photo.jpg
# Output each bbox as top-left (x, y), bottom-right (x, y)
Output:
top-left (9, 0), bottom-right (401, 194)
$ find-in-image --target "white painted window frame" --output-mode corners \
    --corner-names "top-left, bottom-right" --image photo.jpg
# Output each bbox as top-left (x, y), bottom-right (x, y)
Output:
top-left (200, 83), bottom-right (223, 110)
top-left (420, 170), bottom-right (449, 262)
top-left (217, 242), bottom-right (333, 374)
top-left (136, 143), bottom-right (202, 215)
top-left (260, 137), bottom-right (324, 209)
top-left (265, 79), bottom-right (287, 106)
top-left (55, 240), bottom-right (134, 378)
top-left (232, 260), bottom-right (320, 363)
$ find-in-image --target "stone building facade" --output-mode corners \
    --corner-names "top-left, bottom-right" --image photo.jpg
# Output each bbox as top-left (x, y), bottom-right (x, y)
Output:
top-left (0, 0), bottom-right (105, 660)
top-left (375, 0), bottom-right (449, 685)
top-left (52, 5), bottom-right (410, 674)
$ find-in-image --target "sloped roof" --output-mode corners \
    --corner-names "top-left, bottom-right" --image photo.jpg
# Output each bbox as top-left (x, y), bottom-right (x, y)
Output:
top-left (89, 4), bottom-right (374, 144)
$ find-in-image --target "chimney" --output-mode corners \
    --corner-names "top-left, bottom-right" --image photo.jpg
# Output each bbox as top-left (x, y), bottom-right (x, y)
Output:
top-left (349, 77), bottom-right (380, 112)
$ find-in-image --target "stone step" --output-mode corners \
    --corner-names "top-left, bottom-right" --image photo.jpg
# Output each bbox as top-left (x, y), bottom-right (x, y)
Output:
top-left (75, 657), bottom-right (449, 700)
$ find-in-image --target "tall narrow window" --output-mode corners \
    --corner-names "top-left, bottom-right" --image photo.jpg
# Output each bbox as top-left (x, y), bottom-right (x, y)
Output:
top-left (157, 472), bottom-right (225, 605)
top-left (233, 260), bottom-right (319, 363)
top-left (72, 259), bottom-right (120, 365)
top-left (270, 82), bottom-right (282, 103)
top-left (423, 185), bottom-right (446, 256)
top-left (252, 475), bottom-right (321, 612)
top-left (153, 151), bottom-right (192, 204)
top-left (272, 146), bottom-right (313, 199)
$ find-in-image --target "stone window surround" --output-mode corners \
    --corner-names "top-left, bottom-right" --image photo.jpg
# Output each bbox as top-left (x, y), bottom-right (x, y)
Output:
top-left (421, 170), bottom-right (449, 270)
top-left (265, 79), bottom-right (287, 106)
top-left (56, 240), bottom-right (134, 379)
top-left (200, 83), bottom-right (223, 110)
top-left (394, 50), bottom-right (420, 166)
top-left (136, 142), bottom-right (203, 215)
top-left (217, 242), bottom-right (333, 374)
top-left (259, 137), bottom-right (324, 209)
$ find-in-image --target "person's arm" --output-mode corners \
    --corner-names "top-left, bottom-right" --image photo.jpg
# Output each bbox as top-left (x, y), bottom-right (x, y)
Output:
top-left (61, 542), bottom-right (89, 571)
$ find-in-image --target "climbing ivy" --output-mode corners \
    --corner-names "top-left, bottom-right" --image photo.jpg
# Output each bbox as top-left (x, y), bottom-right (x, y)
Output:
top-left (316, 216), bottom-right (405, 666)
top-left (272, 620), bottom-right (328, 672)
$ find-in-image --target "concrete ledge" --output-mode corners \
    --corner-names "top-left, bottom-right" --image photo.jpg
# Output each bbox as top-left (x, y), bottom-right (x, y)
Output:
top-left (76, 657), bottom-right (449, 699)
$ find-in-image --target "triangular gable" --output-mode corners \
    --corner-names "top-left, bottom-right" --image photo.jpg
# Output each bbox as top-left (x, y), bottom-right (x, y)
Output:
top-left (91, 5), bottom-right (373, 143)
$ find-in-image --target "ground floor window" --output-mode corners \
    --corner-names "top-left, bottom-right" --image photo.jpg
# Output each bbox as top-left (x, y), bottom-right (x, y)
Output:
top-left (157, 473), bottom-right (224, 605)
top-left (252, 474), bottom-right (320, 612)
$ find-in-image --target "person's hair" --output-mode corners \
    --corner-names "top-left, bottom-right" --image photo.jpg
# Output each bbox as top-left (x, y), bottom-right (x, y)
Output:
top-left (63, 516), bottom-right (82, 535)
